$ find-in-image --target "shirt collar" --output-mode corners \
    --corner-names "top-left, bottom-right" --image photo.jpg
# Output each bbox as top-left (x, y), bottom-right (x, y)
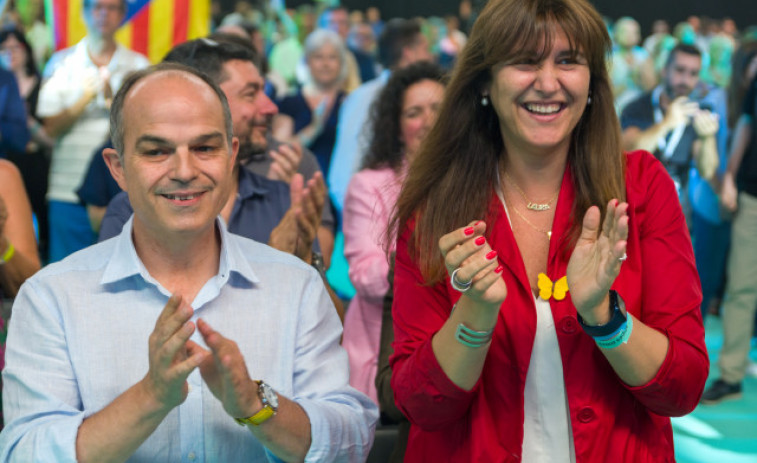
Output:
top-left (101, 216), bottom-right (259, 286)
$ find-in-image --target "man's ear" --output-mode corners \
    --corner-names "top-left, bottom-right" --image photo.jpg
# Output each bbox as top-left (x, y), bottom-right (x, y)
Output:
top-left (230, 136), bottom-right (239, 167)
top-left (102, 147), bottom-right (128, 191)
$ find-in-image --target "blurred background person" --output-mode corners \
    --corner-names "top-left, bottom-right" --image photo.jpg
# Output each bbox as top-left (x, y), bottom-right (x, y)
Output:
top-left (275, 29), bottom-right (347, 177)
top-left (0, 158), bottom-right (41, 428)
top-left (701, 37), bottom-right (757, 405)
top-left (643, 19), bottom-right (671, 55)
top-left (348, 21), bottom-right (378, 60)
top-left (342, 62), bottom-right (445, 403)
top-left (320, 6), bottom-right (379, 88)
top-left (326, 18), bottom-right (431, 302)
top-left (610, 16), bottom-right (649, 113)
top-left (37, 0), bottom-right (148, 262)
top-left (0, 28), bottom-right (52, 260)
top-left (0, 159), bottom-right (40, 300)
top-left (438, 15), bottom-right (467, 70)
top-left (366, 6), bottom-right (384, 39)
top-left (0, 66), bottom-right (28, 158)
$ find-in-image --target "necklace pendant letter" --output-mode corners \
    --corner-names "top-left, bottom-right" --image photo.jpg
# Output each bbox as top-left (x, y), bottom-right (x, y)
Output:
top-left (527, 202), bottom-right (550, 211)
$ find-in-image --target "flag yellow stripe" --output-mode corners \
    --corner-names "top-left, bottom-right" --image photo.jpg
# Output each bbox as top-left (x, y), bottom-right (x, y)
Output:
top-left (148, 0), bottom-right (174, 63)
top-left (115, 21), bottom-right (133, 50)
top-left (188, 0), bottom-right (210, 40)
top-left (67, 0), bottom-right (86, 48)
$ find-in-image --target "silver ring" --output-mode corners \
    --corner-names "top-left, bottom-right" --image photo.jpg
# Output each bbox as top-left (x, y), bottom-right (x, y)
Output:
top-left (450, 268), bottom-right (472, 292)
top-left (618, 252), bottom-right (628, 263)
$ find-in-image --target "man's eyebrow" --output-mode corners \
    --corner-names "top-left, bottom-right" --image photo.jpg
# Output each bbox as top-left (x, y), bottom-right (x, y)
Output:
top-left (135, 135), bottom-right (173, 147)
top-left (241, 81), bottom-right (262, 93)
top-left (190, 132), bottom-right (226, 145)
top-left (134, 132), bottom-right (226, 148)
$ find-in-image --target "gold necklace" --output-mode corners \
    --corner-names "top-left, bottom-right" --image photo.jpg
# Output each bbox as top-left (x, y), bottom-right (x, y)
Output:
top-left (510, 204), bottom-right (552, 240)
top-left (504, 170), bottom-right (559, 211)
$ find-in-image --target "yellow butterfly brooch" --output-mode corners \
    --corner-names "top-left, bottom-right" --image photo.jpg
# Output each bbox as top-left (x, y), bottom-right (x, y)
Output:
top-left (537, 273), bottom-right (569, 301)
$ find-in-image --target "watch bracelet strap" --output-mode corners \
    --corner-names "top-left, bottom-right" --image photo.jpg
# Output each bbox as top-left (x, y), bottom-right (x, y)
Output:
top-left (577, 290), bottom-right (627, 338)
top-left (235, 406), bottom-right (275, 426)
top-left (234, 380), bottom-right (277, 426)
top-left (595, 314), bottom-right (633, 349)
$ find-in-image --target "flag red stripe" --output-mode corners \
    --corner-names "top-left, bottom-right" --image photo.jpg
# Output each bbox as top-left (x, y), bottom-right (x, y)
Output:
top-left (174, 0), bottom-right (191, 46)
top-left (54, 0), bottom-right (69, 51)
top-left (131, 7), bottom-right (150, 56)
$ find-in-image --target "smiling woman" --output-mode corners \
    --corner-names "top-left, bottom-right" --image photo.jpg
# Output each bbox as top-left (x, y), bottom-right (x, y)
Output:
top-left (387, 0), bottom-right (707, 461)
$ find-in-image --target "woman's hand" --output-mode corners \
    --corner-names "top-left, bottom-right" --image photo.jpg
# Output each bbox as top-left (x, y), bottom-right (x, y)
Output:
top-left (438, 220), bottom-right (506, 310)
top-left (566, 200), bottom-right (629, 324)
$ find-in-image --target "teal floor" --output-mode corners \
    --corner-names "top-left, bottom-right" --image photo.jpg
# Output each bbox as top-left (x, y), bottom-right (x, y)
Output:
top-left (673, 316), bottom-right (757, 462)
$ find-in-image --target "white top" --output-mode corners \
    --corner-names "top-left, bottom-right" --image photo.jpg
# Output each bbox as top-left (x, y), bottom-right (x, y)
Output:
top-left (498, 192), bottom-right (576, 462)
top-left (37, 38), bottom-right (149, 203)
top-left (521, 296), bottom-right (576, 463)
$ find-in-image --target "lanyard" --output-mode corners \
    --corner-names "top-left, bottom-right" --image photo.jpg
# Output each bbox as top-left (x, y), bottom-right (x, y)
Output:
top-left (652, 86), bottom-right (686, 161)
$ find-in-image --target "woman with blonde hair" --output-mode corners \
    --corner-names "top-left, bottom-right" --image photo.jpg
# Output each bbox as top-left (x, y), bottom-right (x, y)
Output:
top-left (388, 0), bottom-right (707, 460)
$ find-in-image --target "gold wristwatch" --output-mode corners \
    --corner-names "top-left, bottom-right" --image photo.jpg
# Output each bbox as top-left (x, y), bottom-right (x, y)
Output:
top-left (234, 380), bottom-right (279, 426)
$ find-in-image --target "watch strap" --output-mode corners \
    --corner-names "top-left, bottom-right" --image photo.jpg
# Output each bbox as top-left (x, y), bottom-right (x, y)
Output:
top-left (234, 380), bottom-right (277, 426)
top-left (577, 290), bottom-right (627, 337)
top-left (235, 406), bottom-right (275, 426)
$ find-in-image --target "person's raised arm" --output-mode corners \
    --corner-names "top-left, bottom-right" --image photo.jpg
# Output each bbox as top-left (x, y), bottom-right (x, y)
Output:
top-left (431, 220), bottom-right (506, 391)
top-left (691, 110), bottom-right (720, 181)
top-left (0, 161), bottom-right (40, 297)
top-left (195, 318), bottom-right (312, 461)
top-left (41, 75), bottom-right (101, 138)
top-left (622, 97), bottom-right (698, 152)
top-left (567, 200), bottom-right (670, 387)
top-left (75, 295), bottom-right (207, 463)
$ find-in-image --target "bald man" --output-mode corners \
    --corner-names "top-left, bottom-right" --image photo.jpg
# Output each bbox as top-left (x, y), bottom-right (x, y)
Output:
top-left (0, 63), bottom-right (377, 462)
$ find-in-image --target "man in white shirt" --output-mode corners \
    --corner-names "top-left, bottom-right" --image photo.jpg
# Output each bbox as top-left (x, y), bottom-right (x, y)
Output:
top-left (37, 0), bottom-right (148, 262)
top-left (0, 63), bottom-right (376, 462)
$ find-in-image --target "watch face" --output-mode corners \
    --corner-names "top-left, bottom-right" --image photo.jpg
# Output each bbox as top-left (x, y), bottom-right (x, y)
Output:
top-left (260, 382), bottom-right (279, 409)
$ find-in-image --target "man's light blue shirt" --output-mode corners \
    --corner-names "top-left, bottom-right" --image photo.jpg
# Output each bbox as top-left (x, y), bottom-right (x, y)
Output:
top-left (0, 217), bottom-right (377, 462)
top-left (328, 70), bottom-right (391, 216)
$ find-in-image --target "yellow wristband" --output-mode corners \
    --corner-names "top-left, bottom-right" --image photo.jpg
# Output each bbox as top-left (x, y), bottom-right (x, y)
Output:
top-left (1, 242), bottom-right (14, 264)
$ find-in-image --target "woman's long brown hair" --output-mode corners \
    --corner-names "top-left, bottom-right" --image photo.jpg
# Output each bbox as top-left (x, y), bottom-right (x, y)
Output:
top-left (388, 0), bottom-right (626, 284)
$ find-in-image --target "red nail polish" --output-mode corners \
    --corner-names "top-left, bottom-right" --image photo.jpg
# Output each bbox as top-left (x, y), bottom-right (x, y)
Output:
top-left (475, 236), bottom-right (486, 246)
top-left (494, 265), bottom-right (504, 274)
top-left (475, 220), bottom-right (483, 226)
top-left (486, 250), bottom-right (498, 260)
top-left (464, 227), bottom-right (474, 236)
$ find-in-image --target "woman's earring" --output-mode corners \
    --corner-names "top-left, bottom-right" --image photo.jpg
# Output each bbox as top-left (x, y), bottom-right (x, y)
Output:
top-left (587, 92), bottom-right (592, 105)
top-left (481, 95), bottom-right (489, 106)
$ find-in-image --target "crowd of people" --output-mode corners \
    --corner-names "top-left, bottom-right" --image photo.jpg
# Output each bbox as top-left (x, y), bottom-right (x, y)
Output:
top-left (0, 0), bottom-right (755, 461)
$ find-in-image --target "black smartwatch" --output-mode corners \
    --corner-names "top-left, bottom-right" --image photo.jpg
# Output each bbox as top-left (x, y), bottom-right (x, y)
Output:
top-left (577, 290), bottom-right (627, 337)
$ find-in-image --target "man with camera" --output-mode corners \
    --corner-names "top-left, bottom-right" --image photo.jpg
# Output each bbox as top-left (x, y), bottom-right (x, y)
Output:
top-left (620, 43), bottom-right (721, 202)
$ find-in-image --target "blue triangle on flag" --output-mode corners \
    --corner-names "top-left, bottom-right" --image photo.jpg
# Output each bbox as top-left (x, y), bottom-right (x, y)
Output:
top-left (123, 0), bottom-right (151, 23)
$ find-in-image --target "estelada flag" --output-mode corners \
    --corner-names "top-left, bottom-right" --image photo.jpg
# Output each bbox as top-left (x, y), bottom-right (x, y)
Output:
top-left (44, 0), bottom-right (210, 63)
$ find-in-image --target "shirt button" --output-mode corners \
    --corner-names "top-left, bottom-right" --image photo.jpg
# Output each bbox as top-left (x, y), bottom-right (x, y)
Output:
top-left (577, 407), bottom-right (595, 423)
top-left (188, 451), bottom-right (196, 461)
top-left (559, 316), bottom-right (578, 334)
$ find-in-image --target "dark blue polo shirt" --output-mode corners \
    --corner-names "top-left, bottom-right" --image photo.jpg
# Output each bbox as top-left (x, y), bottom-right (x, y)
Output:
top-left (76, 140), bottom-right (122, 207)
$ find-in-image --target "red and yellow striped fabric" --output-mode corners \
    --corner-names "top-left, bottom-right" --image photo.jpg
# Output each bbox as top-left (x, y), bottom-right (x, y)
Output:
top-left (44, 0), bottom-right (210, 63)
